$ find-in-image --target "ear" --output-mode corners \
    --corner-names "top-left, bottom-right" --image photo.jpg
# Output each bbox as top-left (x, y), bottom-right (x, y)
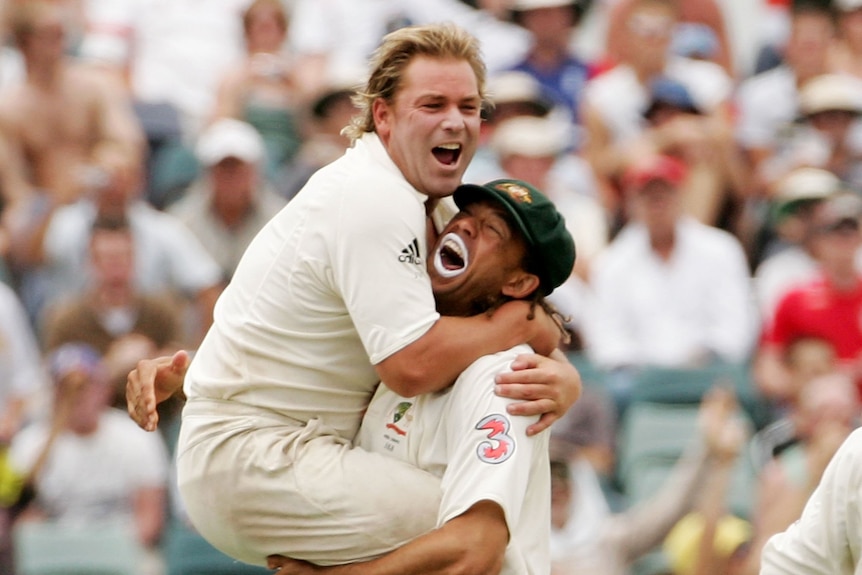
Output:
top-left (372, 98), bottom-right (391, 142)
top-left (501, 271), bottom-right (540, 300)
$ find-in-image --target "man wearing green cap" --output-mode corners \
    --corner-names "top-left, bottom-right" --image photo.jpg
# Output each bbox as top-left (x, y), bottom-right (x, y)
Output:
top-left (267, 178), bottom-right (576, 575)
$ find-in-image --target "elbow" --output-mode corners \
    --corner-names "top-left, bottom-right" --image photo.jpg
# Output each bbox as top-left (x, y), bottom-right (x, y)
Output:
top-left (440, 501), bottom-right (508, 575)
top-left (450, 553), bottom-right (504, 575)
top-left (440, 535), bottom-right (505, 575)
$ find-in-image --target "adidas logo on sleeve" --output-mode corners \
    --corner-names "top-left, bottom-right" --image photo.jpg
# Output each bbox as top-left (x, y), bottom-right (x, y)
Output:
top-left (398, 238), bottom-right (422, 265)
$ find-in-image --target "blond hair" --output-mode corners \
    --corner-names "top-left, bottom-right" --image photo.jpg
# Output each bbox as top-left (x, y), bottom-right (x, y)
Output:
top-left (343, 23), bottom-right (487, 143)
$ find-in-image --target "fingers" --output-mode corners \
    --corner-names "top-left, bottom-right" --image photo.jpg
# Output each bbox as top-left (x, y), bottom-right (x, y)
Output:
top-left (495, 382), bottom-right (556, 403)
top-left (505, 397), bottom-right (556, 419)
top-left (170, 349), bottom-right (190, 375)
top-left (267, 556), bottom-right (287, 570)
top-left (527, 412), bottom-right (558, 437)
top-left (126, 358), bottom-right (159, 432)
top-left (507, 353), bottom-right (543, 372)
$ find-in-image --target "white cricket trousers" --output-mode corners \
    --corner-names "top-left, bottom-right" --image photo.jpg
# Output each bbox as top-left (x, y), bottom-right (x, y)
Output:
top-left (176, 398), bottom-right (441, 566)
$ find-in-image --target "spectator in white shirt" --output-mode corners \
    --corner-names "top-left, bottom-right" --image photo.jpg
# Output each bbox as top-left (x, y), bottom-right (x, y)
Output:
top-left (583, 154), bottom-right (756, 408)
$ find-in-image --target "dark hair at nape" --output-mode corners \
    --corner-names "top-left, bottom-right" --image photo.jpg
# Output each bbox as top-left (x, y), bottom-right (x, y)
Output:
top-left (91, 214), bottom-right (130, 234)
top-left (790, 0), bottom-right (835, 18)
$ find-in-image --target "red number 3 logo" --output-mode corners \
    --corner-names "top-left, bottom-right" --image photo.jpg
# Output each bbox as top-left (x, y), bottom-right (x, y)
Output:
top-left (475, 414), bottom-right (515, 464)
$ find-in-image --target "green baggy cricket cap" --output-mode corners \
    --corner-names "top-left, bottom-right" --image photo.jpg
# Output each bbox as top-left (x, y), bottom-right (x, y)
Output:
top-left (453, 178), bottom-right (576, 294)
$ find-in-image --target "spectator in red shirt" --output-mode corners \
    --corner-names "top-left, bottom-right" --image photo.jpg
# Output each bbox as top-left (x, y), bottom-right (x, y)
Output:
top-left (755, 192), bottom-right (862, 403)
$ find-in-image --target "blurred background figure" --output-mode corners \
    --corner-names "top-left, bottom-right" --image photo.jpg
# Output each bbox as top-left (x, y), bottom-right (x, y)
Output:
top-left (549, 386), bottom-right (748, 575)
top-left (79, 0), bottom-right (249, 139)
top-left (760, 73), bottom-right (862, 193)
top-left (6, 148), bottom-right (222, 346)
top-left (735, 1), bottom-right (834, 201)
top-left (604, 0), bottom-right (735, 77)
top-left (211, 0), bottom-right (302, 181)
top-left (7, 343), bottom-right (169, 573)
top-left (629, 75), bottom-right (747, 231)
top-left (583, 154), bottom-right (756, 399)
top-left (579, 0), bottom-right (732, 226)
top-left (466, 69), bottom-right (556, 182)
top-left (829, 0), bottom-right (862, 79)
top-left (753, 167), bottom-right (843, 325)
top-left (755, 192), bottom-right (862, 405)
top-left (738, 370), bottom-right (859, 574)
top-left (39, 215), bottom-right (183, 412)
top-left (275, 74), bottom-right (361, 201)
top-left (0, 281), bottom-right (47, 449)
top-left (506, 0), bottom-right (593, 125)
top-left (0, 0), bottom-right (144, 208)
top-left (168, 118), bottom-right (286, 282)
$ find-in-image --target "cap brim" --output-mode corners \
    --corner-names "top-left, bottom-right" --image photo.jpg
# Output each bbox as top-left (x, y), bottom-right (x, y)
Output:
top-left (454, 184), bottom-right (536, 247)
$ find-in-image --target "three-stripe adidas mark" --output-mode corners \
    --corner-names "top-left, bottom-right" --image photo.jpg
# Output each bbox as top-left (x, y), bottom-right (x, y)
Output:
top-left (399, 238), bottom-right (422, 265)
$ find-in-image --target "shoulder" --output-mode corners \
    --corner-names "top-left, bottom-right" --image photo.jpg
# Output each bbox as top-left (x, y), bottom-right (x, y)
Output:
top-left (775, 279), bottom-right (825, 312)
top-left (452, 344), bottom-right (533, 400)
top-left (593, 226), bottom-right (645, 271)
top-left (681, 219), bottom-right (746, 257)
top-left (46, 203), bottom-right (92, 241)
top-left (584, 66), bottom-right (633, 100)
top-left (736, 66), bottom-right (794, 101)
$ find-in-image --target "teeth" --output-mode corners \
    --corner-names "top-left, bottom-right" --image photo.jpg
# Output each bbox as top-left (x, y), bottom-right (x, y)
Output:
top-left (437, 143), bottom-right (461, 150)
top-left (433, 233), bottom-right (469, 278)
top-left (442, 237), bottom-right (464, 259)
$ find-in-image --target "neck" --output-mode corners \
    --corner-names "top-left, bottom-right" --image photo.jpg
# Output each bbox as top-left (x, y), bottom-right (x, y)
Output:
top-left (529, 43), bottom-right (567, 71)
top-left (425, 199), bottom-right (440, 249)
top-left (96, 286), bottom-right (132, 308)
top-left (215, 203), bottom-right (249, 229)
top-left (650, 228), bottom-right (676, 260)
top-left (827, 266), bottom-right (859, 292)
top-left (27, 60), bottom-right (61, 88)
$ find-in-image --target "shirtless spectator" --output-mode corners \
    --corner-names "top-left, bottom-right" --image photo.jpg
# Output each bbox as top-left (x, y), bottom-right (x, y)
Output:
top-left (0, 1), bottom-right (144, 208)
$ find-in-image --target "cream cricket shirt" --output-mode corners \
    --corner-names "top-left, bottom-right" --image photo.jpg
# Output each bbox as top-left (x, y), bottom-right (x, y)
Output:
top-left (358, 344), bottom-right (551, 575)
top-left (183, 132), bottom-right (448, 441)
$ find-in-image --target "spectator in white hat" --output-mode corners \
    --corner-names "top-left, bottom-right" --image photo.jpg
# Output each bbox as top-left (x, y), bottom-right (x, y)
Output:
top-left (753, 167), bottom-right (844, 324)
top-left (168, 118), bottom-right (286, 282)
top-left (464, 69), bottom-right (555, 182)
top-left (761, 73), bottom-right (862, 191)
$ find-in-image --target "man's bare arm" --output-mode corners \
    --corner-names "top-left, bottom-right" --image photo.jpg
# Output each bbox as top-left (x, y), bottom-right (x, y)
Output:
top-left (375, 299), bottom-right (561, 397)
top-left (88, 68), bottom-right (146, 166)
top-left (267, 500), bottom-right (508, 575)
top-left (126, 326), bottom-right (581, 434)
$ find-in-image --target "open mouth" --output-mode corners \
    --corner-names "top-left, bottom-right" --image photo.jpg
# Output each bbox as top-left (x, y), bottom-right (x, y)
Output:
top-left (433, 233), bottom-right (468, 278)
top-left (432, 143), bottom-right (462, 166)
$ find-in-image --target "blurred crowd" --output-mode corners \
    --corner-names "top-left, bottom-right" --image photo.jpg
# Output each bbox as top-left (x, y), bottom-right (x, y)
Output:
top-left (1, 0), bottom-right (862, 574)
